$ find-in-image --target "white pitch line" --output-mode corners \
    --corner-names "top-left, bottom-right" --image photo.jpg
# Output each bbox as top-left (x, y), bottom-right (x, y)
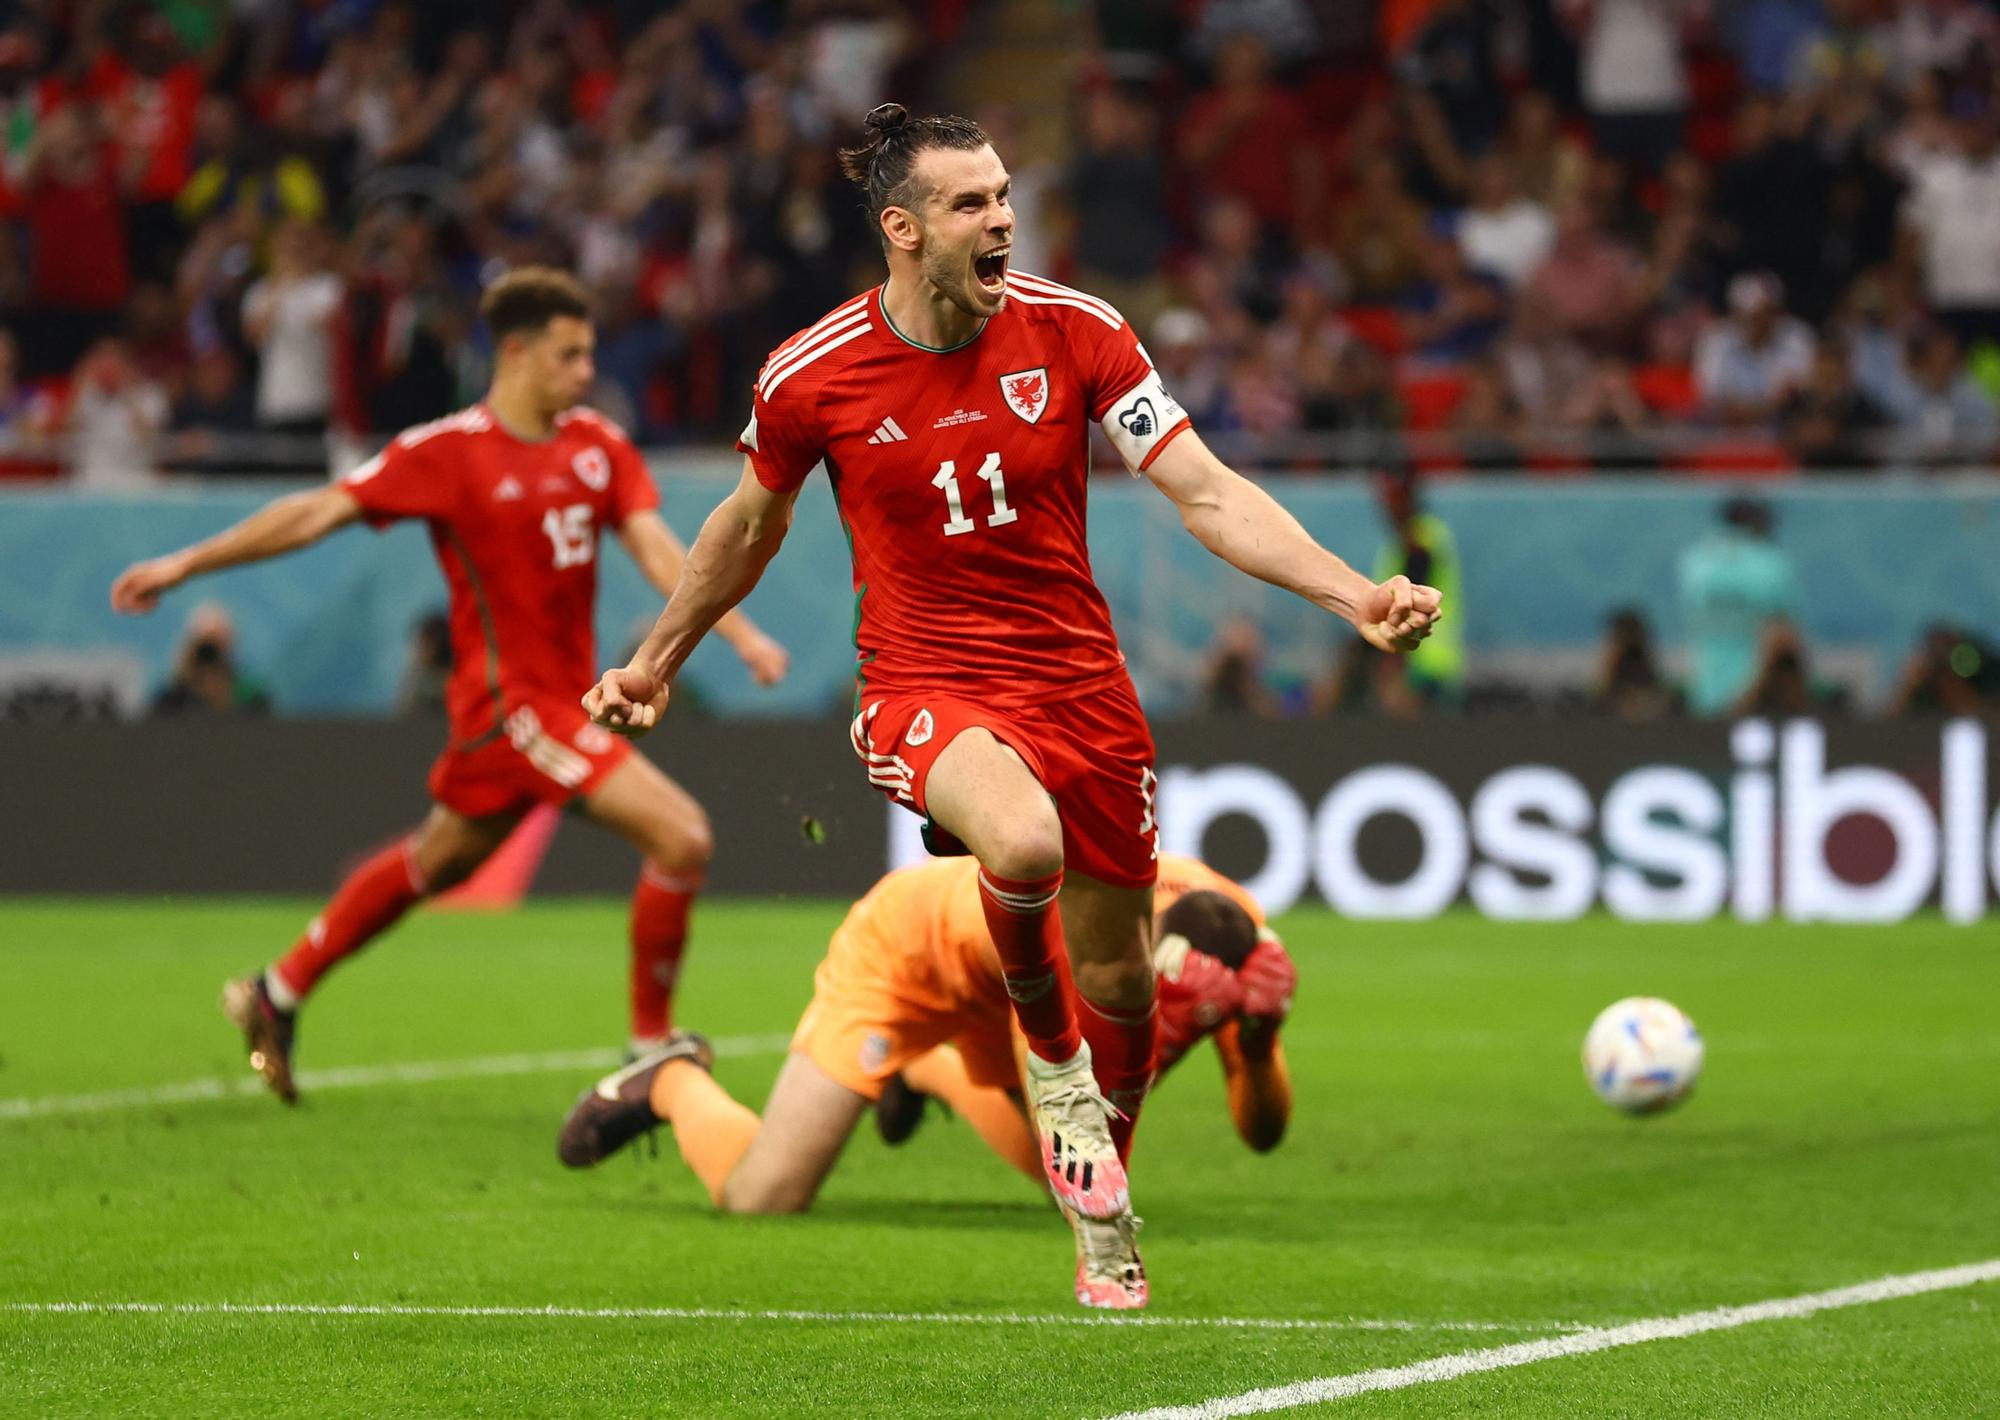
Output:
top-left (0, 1035), bottom-right (796, 1122)
top-left (1100, 1258), bottom-right (2000, 1420)
top-left (0, 1300), bottom-right (1576, 1335)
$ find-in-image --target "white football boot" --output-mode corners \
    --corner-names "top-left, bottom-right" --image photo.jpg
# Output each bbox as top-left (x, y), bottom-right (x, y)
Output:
top-left (1067, 1204), bottom-right (1147, 1310)
top-left (1024, 1042), bottom-right (1129, 1219)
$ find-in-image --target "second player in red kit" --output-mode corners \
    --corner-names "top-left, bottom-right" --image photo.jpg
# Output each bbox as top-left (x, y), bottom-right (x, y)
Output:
top-left (587, 107), bottom-right (1443, 1308)
top-left (112, 268), bottom-right (789, 1101)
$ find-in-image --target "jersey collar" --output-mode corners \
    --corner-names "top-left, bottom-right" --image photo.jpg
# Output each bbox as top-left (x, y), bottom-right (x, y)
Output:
top-left (875, 285), bottom-right (990, 354)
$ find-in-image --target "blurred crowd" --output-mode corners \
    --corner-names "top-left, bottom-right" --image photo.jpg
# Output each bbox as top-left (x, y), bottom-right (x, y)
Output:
top-left (3, 0), bottom-right (2000, 484)
top-left (0, 0), bottom-right (960, 484)
top-left (1081, 0), bottom-right (2000, 471)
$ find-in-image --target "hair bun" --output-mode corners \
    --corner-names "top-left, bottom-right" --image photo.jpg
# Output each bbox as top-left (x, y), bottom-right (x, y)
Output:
top-left (864, 102), bottom-right (908, 135)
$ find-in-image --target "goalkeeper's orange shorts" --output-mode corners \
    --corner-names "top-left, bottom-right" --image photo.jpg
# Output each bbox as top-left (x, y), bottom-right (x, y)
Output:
top-left (789, 863), bottom-right (1022, 1101)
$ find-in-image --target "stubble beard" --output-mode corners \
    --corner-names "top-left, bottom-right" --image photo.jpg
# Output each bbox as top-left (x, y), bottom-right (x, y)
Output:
top-left (921, 241), bottom-right (1003, 319)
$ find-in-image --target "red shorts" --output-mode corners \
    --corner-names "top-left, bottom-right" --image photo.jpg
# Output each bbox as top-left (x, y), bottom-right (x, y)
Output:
top-left (849, 677), bottom-right (1159, 890)
top-left (429, 697), bottom-right (631, 820)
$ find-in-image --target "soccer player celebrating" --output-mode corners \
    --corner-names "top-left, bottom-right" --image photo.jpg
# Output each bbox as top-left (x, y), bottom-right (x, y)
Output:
top-left (110, 268), bottom-right (788, 1102)
top-left (556, 853), bottom-right (1297, 1309)
top-left (583, 105), bottom-right (1439, 1304)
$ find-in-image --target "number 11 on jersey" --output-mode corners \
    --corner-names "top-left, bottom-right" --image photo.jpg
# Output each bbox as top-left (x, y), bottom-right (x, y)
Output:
top-left (931, 453), bottom-right (1017, 537)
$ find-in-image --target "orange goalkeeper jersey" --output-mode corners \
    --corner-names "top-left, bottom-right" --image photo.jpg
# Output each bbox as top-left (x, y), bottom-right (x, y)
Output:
top-left (815, 853), bottom-right (1289, 1143)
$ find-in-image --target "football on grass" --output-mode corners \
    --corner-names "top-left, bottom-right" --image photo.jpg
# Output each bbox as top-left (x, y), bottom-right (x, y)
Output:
top-left (1582, 996), bottom-right (1703, 1114)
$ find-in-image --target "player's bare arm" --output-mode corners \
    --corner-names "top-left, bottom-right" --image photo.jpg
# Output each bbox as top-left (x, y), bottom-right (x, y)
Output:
top-left (1142, 432), bottom-right (1443, 653)
top-left (614, 510), bottom-right (791, 687)
top-left (585, 458), bottom-right (799, 734)
top-left (109, 485), bottom-right (365, 614)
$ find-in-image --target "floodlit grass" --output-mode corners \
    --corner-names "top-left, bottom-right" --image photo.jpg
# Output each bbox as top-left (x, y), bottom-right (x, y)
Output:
top-left (2, 900), bottom-right (1995, 1417)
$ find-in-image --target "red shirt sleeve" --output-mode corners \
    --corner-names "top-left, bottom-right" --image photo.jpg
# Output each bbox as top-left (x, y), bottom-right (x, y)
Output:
top-left (340, 433), bottom-right (456, 528)
top-left (736, 363), bottom-right (826, 494)
top-left (1078, 307), bottom-right (1193, 474)
top-left (605, 429), bottom-right (660, 524)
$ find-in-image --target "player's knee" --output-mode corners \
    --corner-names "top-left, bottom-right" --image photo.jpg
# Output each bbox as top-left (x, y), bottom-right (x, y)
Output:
top-left (409, 832), bottom-right (488, 893)
top-left (651, 805), bottom-right (714, 873)
top-left (978, 810), bottom-right (1063, 882)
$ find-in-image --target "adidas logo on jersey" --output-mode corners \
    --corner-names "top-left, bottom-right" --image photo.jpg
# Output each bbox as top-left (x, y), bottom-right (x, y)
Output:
top-left (866, 417), bottom-right (909, 445)
top-left (493, 476), bottom-right (524, 501)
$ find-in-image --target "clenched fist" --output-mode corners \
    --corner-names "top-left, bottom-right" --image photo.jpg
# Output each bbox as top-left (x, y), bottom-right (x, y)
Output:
top-left (583, 666), bottom-right (670, 737)
top-left (1355, 574), bottom-right (1443, 653)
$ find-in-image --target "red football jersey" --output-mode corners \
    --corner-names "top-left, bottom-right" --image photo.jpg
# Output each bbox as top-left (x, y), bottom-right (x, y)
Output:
top-left (341, 404), bottom-right (659, 743)
top-left (736, 272), bottom-right (1191, 707)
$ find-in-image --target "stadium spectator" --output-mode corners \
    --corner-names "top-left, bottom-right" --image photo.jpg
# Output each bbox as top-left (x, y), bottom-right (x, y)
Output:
top-left (1900, 104), bottom-right (2000, 349)
top-left (1303, 337), bottom-right (1402, 435)
top-left (1395, 0), bottom-right (1507, 166)
top-left (1187, 0), bottom-right (1320, 68)
top-left (1067, 86), bottom-right (1171, 333)
top-left (1449, 355), bottom-right (1527, 464)
top-left (1189, 192), bottom-right (1291, 327)
top-left (1695, 272), bottom-right (1815, 426)
top-left (1374, 471), bottom-right (1463, 706)
top-left (1780, 338), bottom-right (1886, 469)
top-left (151, 602), bottom-right (270, 718)
top-left (1499, 90), bottom-right (1591, 208)
top-left (0, 328), bottom-right (49, 449)
top-left (1885, 325), bottom-right (2000, 463)
top-left (1724, 0), bottom-right (1828, 94)
top-left (0, 0), bottom-right (1991, 472)
top-left (1454, 155), bottom-right (1555, 289)
top-left (1710, 95), bottom-right (1825, 312)
top-left (1311, 635), bottom-right (1418, 718)
top-left (1679, 496), bottom-right (1802, 717)
top-left (1521, 200), bottom-right (1646, 354)
top-left (176, 94), bottom-right (328, 241)
top-left (87, 12), bottom-right (205, 283)
top-left (1559, 0), bottom-right (1700, 174)
top-left (1597, 607), bottom-right (1677, 720)
top-left (1179, 35), bottom-right (1316, 236)
top-left (336, 209), bottom-right (464, 441)
top-left (1330, 155), bottom-right (1431, 303)
top-left (1884, 1), bottom-right (1999, 91)
top-left (1792, 0), bottom-right (1889, 100)
top-left (242, 220), bottom-right (342, 438)
top-left (62, 338), bottom-right (166, 492)
top-left (20, 103), bottom-right (131, 377)
top-left (1734, 618), bottom-right (1843, 717)
top-left (1889, 622), bottom-right (1998, 716)
top-left (1200, 615), bottom-right (1281, 717)
top-left (167, 348), bottom-right (257, 470)
top-left (1838, 269), bottom-right (1932, 414)
top-left (1401, 235), bottom-right (1506, 363)
top-left (1265, 273), bottom-right (1350, 378)
top-left (1150, 307), bottom-right (1229, 429)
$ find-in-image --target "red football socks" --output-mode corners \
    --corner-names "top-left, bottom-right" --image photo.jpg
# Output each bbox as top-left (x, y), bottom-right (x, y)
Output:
top-left (630, 864), bottom-right (701, 1043)
top-left (267, 839), bottom-right (427, 1007)
top-left (1077, 993), bottom-right (1158, 1163)
top-left (977, 868), bottom-right (1083, 1064)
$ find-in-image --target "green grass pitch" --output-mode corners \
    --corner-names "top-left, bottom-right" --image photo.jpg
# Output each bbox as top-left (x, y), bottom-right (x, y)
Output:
top-left (2, 899), bottom-right (1996, 1417)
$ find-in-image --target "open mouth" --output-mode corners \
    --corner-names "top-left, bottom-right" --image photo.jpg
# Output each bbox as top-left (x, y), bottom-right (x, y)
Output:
top-left (973, 245), bottom-right (1010, 294)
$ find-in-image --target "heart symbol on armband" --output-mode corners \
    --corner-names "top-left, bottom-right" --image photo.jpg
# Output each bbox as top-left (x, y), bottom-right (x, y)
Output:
top-left (1118, 398), bottom-right (1157, 438)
